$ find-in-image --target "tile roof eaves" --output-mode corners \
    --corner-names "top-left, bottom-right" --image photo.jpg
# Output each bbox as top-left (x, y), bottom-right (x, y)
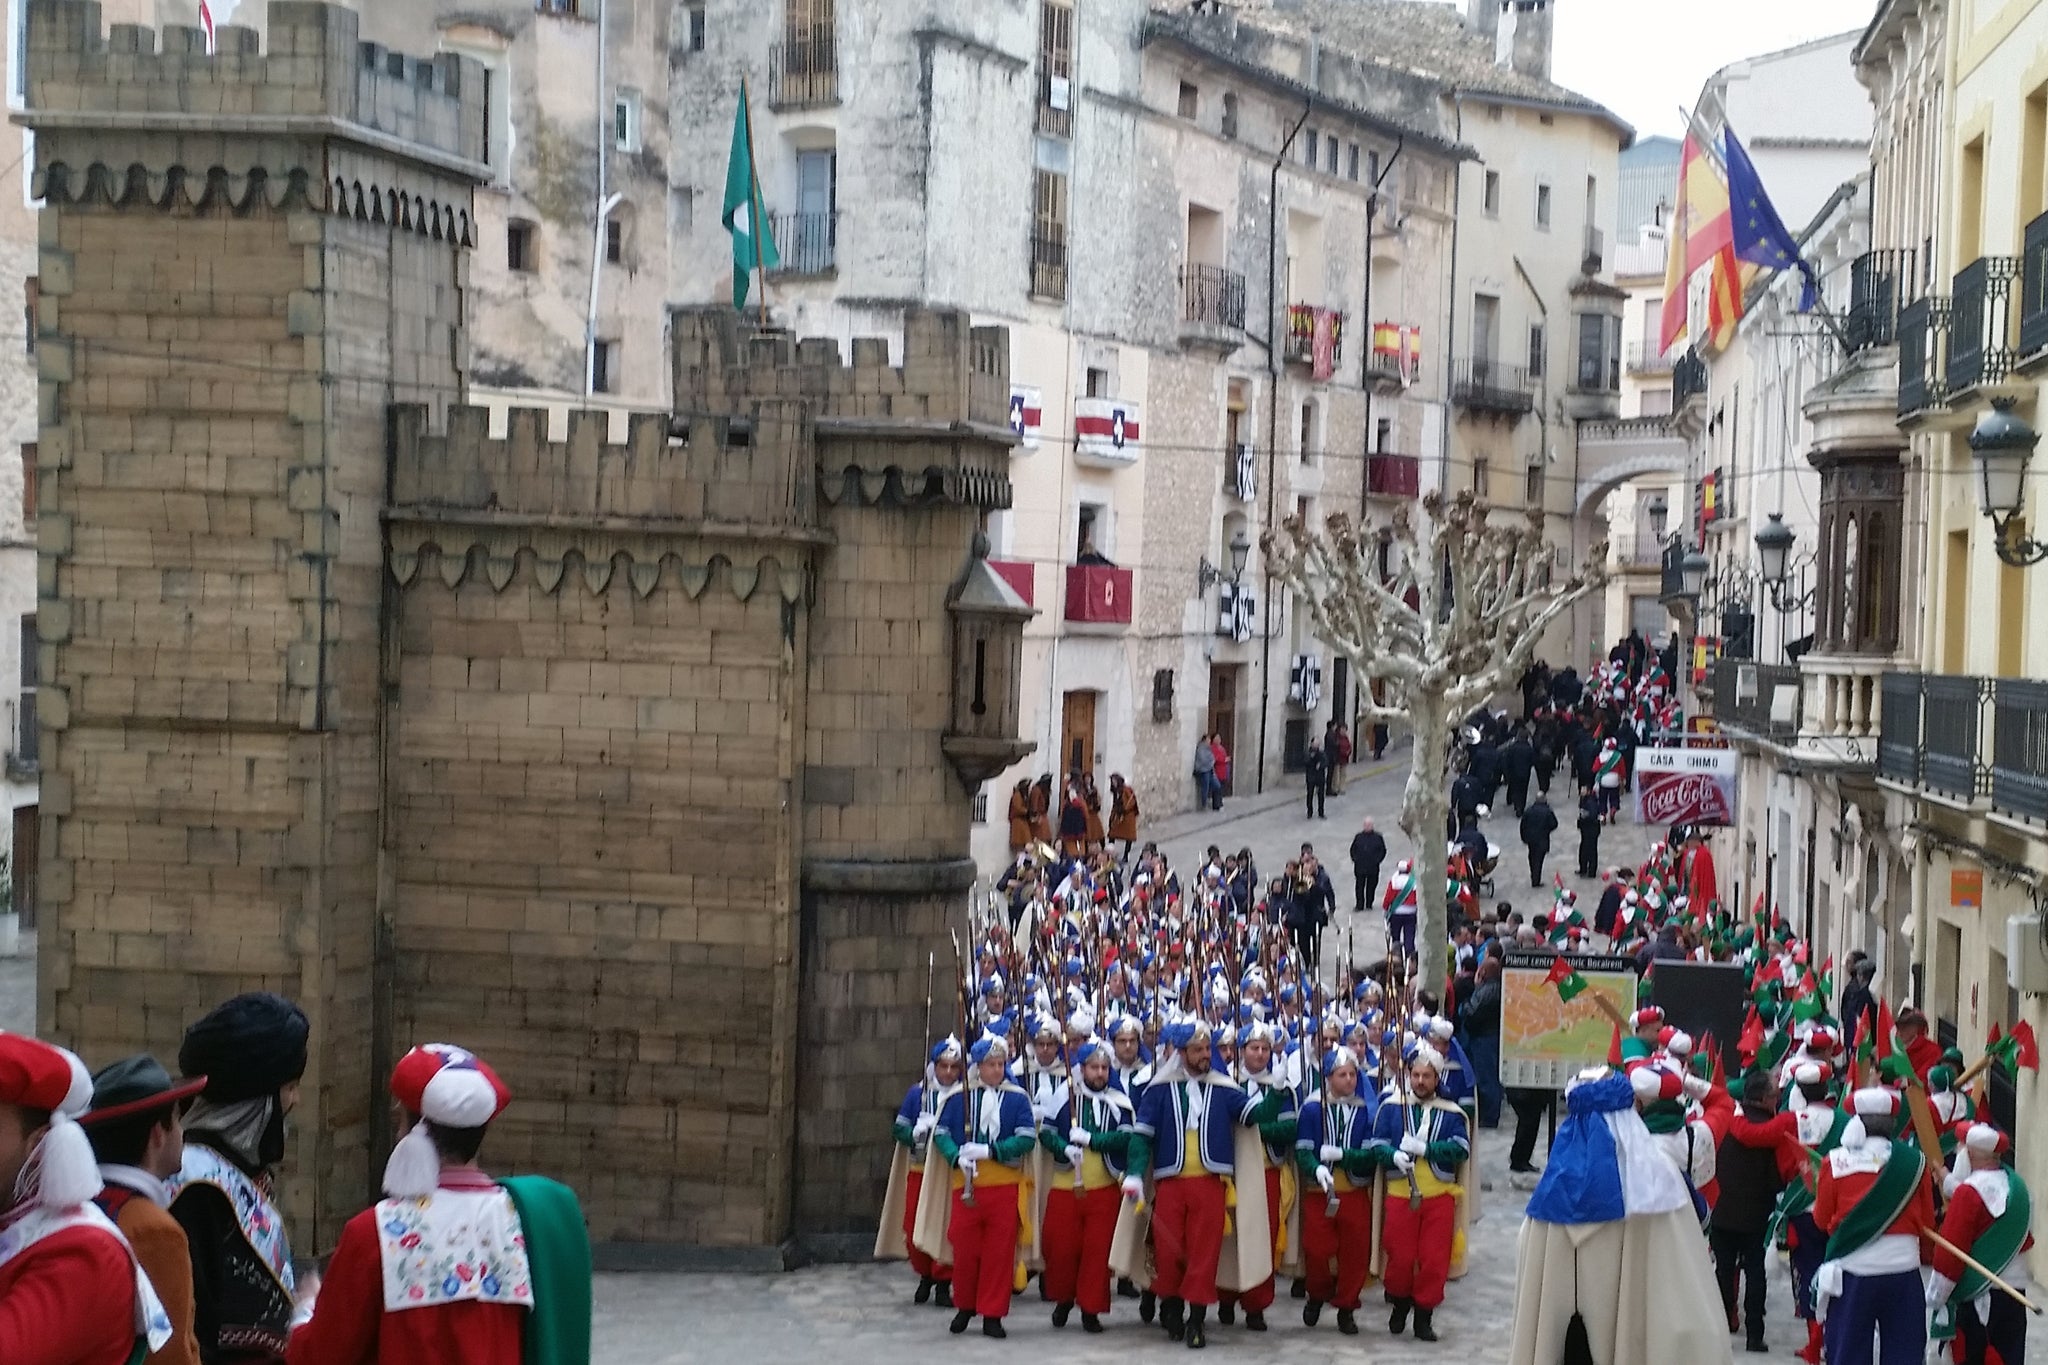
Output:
top-left (1451, 86), bottom-right (1635, 144)
top-left (1140, 22), bottom-right (1473, 160)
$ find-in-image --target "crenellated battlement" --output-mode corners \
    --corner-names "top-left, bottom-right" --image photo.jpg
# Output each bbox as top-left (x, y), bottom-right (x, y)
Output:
top-left (387, 403), bottom-right (817, 533)
top-left (673, 306), bottom-right (1016, 432)
top-left (23, 1), bottom-right (486, 227)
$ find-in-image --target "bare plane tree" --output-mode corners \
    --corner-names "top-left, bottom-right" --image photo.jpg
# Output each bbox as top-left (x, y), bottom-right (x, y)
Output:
top-left (1263, 490), bottom-right (1609, 986)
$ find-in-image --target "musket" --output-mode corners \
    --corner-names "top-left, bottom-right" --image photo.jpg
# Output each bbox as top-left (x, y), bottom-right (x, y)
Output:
top-left (951, 927), bottom-right (978, 1208)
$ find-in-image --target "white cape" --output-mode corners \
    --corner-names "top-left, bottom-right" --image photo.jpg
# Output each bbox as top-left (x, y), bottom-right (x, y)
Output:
top-left (1506, 1207), bottom-right (1733, 1365)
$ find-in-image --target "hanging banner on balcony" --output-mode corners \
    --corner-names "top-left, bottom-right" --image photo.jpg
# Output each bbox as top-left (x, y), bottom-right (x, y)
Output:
top-left (1633, 746), bottom-right (1740, 828)
top-left (1008, 384), bottom-right (1042, 451)
top-left (1313, 309), bottom-right (1339, 381)
top-left (1074, 396), bottom-right (1141, 467)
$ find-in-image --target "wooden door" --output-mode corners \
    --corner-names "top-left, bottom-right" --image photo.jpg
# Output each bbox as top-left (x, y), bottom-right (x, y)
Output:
top-left (12, 804), bottom-right (36, 931)
top-left (1060, 690), bottom-right (1097, 776)
top-left (1206, 667), bottom-right (1238, 796)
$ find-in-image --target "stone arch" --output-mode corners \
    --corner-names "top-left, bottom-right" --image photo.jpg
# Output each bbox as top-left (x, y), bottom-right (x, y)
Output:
top-left (1573, 447), bottom-right (1687, 513)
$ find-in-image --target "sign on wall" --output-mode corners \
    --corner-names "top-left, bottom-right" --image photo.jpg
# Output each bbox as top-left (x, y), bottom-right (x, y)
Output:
top-left (1633, 745), bottom-right (1740, 828)
top-left (1500, 951), bottom-right (1637, 1090)
top-left (1951, 869), bottom-right (1984, 909)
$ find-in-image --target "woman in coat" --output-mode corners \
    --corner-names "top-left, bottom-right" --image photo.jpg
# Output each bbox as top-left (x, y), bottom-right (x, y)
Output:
top-left (1008, 780), bottom-right (1035, 852)
top-left (1107, 774), bottom-right (1139, 854)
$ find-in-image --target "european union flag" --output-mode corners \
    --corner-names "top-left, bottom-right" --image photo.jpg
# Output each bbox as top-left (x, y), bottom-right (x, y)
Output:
top-left (1722, 125), bottom-right (1819, 312)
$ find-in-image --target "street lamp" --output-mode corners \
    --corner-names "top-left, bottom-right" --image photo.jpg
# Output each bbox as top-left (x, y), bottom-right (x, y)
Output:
top-left (1646, 493), bottom-right (1669, 542)
top-left (1680, 546), bottom-right (1709, 600)
top-left (1197, 528), bottom-right (1254, 593)
top-left (1969, 397), bottom-right (2048, 567)
top-left (1752, 511), bottom-right (1813, 612)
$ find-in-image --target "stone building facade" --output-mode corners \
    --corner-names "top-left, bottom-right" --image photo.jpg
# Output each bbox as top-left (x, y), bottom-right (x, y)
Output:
top-left (27, 0), bottom-right (1028, 1261)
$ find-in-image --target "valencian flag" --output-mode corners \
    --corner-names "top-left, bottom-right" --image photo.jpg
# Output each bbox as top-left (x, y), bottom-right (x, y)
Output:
top-left (1545, 955), bottom-right (1590, 1003)
top-left (722, 79), bottom-right (780, 311)
top-left (1723, 125), bottom-right (1819, 311)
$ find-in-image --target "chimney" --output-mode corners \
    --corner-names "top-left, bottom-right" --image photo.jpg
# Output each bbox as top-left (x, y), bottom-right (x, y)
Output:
top-left (1465, 0), bottom-right (1499, 45)
top-left (1508, 1), bottom-right (1554, 83)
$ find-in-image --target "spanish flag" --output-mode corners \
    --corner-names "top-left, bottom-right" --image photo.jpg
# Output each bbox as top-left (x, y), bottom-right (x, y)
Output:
top-left (1659, 132), bottom-right (1748, 355)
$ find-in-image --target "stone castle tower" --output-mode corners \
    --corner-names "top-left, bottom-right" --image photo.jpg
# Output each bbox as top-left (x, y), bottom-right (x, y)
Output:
top-left (26, 0), bottom-right (1030, 1257)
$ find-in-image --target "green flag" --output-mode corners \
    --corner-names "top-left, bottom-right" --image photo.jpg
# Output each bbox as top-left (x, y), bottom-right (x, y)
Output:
top-left (721, 80), bottom-right (779, 310)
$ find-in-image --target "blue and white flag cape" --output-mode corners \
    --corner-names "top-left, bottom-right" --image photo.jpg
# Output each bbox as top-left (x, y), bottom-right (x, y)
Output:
top-left (1524, 1073), bottom-right (1692, 1225)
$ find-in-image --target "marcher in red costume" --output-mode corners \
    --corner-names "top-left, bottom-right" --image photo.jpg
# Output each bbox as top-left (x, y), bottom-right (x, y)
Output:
top-left (287, 1044), bottom-right (592, 1365)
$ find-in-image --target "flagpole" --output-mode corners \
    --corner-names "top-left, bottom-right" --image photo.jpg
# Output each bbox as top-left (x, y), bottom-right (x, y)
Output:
top-left (742, 76), bottom-right (772, 330)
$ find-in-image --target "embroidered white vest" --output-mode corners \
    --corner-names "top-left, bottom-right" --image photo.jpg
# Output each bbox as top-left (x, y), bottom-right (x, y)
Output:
top-left (375, 1187), bottom-right (535, 1315)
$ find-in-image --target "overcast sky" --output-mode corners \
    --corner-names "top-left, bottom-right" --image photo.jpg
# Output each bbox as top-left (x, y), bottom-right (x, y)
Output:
top-left (1512, 0), bottom-right (1882, 140)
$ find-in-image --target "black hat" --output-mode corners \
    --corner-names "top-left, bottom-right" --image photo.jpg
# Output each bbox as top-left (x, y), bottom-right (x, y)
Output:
top-left (179, 992), bottom-right (310, 1103)
top-left (79, 1054), bottom-right (207, 1126)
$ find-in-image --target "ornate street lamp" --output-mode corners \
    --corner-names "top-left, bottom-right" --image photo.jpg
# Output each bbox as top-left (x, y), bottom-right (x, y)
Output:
top-left (1680, 545), bottom-right (1709, 601)
top-left (1753, 511), bottom-right (1812, 612)
top-left (1198, 528), bottom-right (1254, 592)
top-left (1971, 398), bottom-right (2048, 567)
top-left (1646, 493), bottom-right (1669, 542)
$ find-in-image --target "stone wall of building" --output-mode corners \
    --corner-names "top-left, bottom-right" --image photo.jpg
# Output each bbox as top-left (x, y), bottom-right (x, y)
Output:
top-left (27, 0), bottom-right (485, 1245)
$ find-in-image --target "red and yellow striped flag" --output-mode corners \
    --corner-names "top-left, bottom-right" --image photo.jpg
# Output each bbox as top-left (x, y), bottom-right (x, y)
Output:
top-left (1661, 132), bottom-right (1749, 354)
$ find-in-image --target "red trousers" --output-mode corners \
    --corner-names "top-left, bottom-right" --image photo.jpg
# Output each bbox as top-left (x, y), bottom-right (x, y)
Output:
top-left (1040, 1182), bottom-right (1120, 1314)
top-left (1380, 1191), bottom-right (1454, 1309)
top-left (1220, 1166), bottom-right (1283, 1313)
top-left (1151, 1173), bottom-right (1228, 1307)
top-left (947, 1185), bottom-right (1021, 1319)
top-left (903, 1169), bottom-right (950, 1281)
top-left (1301, 1184), bottom-right (1374, 1309)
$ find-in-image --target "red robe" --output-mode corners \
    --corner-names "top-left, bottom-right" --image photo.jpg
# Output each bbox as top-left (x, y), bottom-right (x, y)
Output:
top-left (0, 1222), bottom-right (141, 1365)
top-left (1684, 844), bottom-right (1718, 912)
top-left (287, 1171), bottom-right (525, 1365)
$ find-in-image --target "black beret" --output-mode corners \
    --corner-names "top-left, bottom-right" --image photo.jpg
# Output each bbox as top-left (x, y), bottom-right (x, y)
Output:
top-left (179, 993), bottom-right (310, 1103)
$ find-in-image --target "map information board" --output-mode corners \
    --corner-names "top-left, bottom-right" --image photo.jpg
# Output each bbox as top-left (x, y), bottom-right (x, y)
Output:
top-left (1500, 951), bottom-right (1638, 1090)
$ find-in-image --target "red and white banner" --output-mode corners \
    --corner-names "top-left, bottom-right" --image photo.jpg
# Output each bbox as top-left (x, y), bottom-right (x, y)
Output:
top-left (1008, 384), bottom-right (1041, 451)
top-left (1632, 746), bottom-right (1739, 827)
top-left (1074, 396), bottom-right (1140, 466)
top-left (199, 0), bottom-right (218, 53)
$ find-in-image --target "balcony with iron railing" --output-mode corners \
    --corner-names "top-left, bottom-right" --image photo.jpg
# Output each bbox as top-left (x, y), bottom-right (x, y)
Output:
top-left (1366, 451), bottom-right (1420, 499)
top-left (1179, 263), bottom-right (1246, 355)
top-left (1844, 248), bottom-right (1915, 353)
top-left (1946, 255), bottom-right (2020, 394)
top-left (1878, 672), bottom-right (1921, 786)
top-left (1992, 679), bottom-right (2048, 823)
top-left (2021, 211), bottom-right (2048, 362)
top-left (1449, 357), bottom-right (1534, 417)
top-left (1878, 673), bottom-right (1991, 802)
top-left (1029, 232), bottom-right (1067, 301)
top-left (1672, 348), bottom-right (1707, 406)
top-left (1711, 659), bottom-right (1802, 743)
top-left (768, 210), bottom-right (837, 276)
top-left (1625, 340), bottom-right (1672, 375)
top-left (1283, 305), bottom-right (1344, 369)
top-left (1897, 296), bottom-right (1950, 416)
top-left (768, 28), bottom-right (839, 110)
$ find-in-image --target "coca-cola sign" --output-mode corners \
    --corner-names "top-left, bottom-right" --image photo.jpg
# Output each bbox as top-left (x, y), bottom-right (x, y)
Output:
top-left (1632, 746), bottom-right (1739, 827)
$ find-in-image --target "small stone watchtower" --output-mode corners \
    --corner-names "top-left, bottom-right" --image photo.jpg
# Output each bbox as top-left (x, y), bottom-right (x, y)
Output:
top-left (28, 0), bottom-right (1033, 1257)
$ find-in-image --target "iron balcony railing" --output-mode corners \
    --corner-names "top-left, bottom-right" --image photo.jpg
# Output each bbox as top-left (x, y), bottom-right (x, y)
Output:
top-left (2021, 211), bottom-right (2048, 359)
top-left (1947, 256), bottom-right (2020, 392)
top-left (768, 210), bottom-right (837, 275)
top-left (1449, 357), bottom-right (1535, 415)
top-left (1898, 296), bottom-right (1950, 416)
top-left (1878, 672), bottom-right (1922, 785)
top-left (1181, 263), bottom-right (1246, 330)
top-left (1844, 248), bottom-right (1915, 353)
top-left (768, 26), bottom-right (839, 110)
top-left (1992, 679), bottom-right (2048, 823)
top-left (1029, 232), bottom-right (1068, 301)
top-left (1923, 674), bottom-right (1991, 801)
top-left (1672, 348), bottom-right (1707, 405)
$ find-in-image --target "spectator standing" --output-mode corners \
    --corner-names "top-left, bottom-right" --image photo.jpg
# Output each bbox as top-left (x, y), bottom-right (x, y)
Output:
top-left (1458, 956), bottom-right (1504, 1128)
top-left (1304, 741), bottom-right (1329, 820)
top-left (1518, 797), bottom-right (1558, 889)
top-left (1210, 735), bottom-right (1232, 810)
top-left (1575, 795), bottom-right (1602, 877)
top-left (1193, 736), bottom-right (1218, 812)
top-left (1348, 819), bottom-right (1386, 915)
top-left (1329, 721), bottom-right (1353, 795)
